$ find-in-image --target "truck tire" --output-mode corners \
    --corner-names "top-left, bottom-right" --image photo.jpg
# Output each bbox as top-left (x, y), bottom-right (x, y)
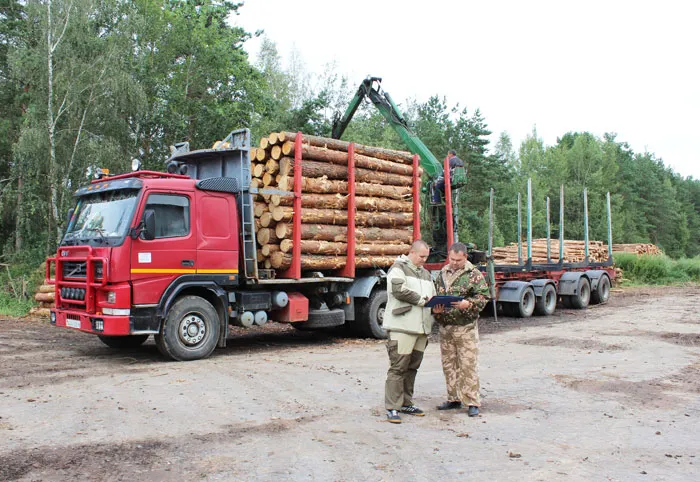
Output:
top-left (590, 274), bottom-right (611, 304)
top-left (292, 308), bottom-right (345, 330)
top-left (514, 286), bottom-right (536, 318)
top-left (534, 284), bottom-right (557, 316)
top-left (98, 334), bottom-right (149, 349)
top-left (569, 277), bottom-right (591, 309)
top-left (355, 289), bottom-right (388, 339)
top-left (155, 296), bottom-right (220, 361)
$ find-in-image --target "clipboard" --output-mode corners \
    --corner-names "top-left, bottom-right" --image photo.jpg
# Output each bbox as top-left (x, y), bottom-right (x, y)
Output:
top-left (424, 295), bottom-right (463, 308)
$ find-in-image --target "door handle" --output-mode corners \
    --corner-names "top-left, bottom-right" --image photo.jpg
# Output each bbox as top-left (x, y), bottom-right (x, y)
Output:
top-left (181, 260), bottom-right (195, 267)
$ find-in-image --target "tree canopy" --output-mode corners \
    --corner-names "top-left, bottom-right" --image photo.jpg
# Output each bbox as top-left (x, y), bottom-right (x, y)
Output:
top-left (1, 0), bottom-right (698, 263)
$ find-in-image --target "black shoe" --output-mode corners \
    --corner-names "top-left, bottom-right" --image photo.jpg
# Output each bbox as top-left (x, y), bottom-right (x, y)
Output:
top-left (386, 409), bottom-right (402, 424)
top-left (400, 405), bottom-right (425, 416)
top-left (436, 401), bottom-right (462, 410)
top-left (468, 406), bottom-right (479, 417)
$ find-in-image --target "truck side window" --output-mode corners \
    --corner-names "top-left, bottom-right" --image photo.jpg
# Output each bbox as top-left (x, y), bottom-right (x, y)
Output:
top-left (143, 194), bottom-right (190, 239)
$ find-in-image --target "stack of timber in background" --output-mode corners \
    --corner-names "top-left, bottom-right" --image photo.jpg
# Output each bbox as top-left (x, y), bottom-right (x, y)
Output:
top-left (612, 243), bottom-right (663, 256)
top-left (30, 283), bottom-right (54, 317)
top-left (492, 239), bottom-right (609, 264)
top-left (247, 132), bottom-right (420, 274)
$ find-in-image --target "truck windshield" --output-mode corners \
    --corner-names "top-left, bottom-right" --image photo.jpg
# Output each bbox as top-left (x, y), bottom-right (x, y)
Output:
top-left (62, 189), bottom-right (140, 246)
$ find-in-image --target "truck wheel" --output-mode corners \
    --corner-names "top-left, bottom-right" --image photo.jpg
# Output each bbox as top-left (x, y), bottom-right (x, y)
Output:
top-left (514, 286), bottom-right (536, 317)
top-left (590, 275), bottom-right (611, 304)
top-left (355, 289), bottom-right (388, 339)
top-left (155, 296), bottom-right (220, 361)
top-left (570, 277), bottom-right (591, 309)
top-left (98, 334), bottom-right (149, 349)
top-left (534, 284), bottom-right (557, 316)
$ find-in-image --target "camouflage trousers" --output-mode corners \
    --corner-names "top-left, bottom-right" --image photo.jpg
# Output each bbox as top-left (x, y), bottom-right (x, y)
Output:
top-left (439, 323), bottom-right (480, 407)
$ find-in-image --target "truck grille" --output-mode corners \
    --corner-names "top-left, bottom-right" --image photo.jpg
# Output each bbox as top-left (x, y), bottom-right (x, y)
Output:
top-left (63, 261), bottom-right (87, 279)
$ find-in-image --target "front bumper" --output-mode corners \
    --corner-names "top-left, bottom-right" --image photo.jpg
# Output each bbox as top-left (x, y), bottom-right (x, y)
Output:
top-left (52, 308), bottom-right (131, 336)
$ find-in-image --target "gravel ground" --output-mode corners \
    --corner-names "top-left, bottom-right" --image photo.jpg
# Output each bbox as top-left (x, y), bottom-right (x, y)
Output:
top-left (0, 285), bottom-right (698, 481)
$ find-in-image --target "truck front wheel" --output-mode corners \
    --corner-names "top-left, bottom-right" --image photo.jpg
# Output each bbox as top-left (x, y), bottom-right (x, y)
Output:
top-left (155, 296), bottom-right (220, 361)
top-left (355, 289), bottom-right (387, 339)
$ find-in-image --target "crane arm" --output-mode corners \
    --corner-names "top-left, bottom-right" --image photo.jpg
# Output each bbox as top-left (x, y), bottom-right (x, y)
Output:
top-left (331, 77), bottom-right (443, 178)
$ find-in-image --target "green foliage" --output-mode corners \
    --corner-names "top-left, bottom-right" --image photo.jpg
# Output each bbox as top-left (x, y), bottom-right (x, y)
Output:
top-left (614, 253), bottom-right (700, 284)
top-left (0, 257), bottom-right (45, 317)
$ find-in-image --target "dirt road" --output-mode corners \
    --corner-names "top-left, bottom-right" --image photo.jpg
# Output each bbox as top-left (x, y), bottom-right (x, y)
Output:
top-left (1, 286), bottom-right (698, 481)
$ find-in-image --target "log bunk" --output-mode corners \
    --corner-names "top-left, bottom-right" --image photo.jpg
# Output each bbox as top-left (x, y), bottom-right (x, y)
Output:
top-left (249, 132), bottom-right (422, 278)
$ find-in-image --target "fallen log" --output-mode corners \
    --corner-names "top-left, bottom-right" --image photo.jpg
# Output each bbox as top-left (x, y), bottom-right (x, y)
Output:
top-left (270, 206), bottom-right (414, 227)
top-left (272, 193), bottom-right (412, 212)
top-left (275, 223), bottom-right (413, 244)
top-left (277, 176), bottom-right (412, 200)
top-left (269, 252), bottom-right (397, 270)
top-left (281, 142), bottom-right (416, 176)
top-left (278, 132), bottom-right (415, 164)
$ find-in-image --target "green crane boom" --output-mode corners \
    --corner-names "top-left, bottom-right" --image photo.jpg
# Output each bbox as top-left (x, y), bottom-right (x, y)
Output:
top-left (331, 77), bottom-right (443, 178)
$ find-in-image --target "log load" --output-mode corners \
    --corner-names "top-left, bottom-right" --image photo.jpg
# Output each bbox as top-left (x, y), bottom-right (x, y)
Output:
top-left (612, 244), bottom-right (663, 255)
top-left (492, 239), bottom-right (609, 264)
top-left (249, 132), bottom-right (419, 275)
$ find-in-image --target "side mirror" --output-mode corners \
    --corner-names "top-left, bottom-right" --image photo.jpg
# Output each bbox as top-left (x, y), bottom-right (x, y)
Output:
top-left (131, 209), bottom-right (156, 240)
top-left (142, 209), bottom-right (156, 240)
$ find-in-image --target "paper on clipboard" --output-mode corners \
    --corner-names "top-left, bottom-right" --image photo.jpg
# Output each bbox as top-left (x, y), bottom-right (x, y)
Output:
top-left (424, 295), bottom-right (463, 308)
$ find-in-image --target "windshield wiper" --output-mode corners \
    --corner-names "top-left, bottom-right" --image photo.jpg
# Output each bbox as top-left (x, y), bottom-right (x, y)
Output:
top-left (82, 227), bottom-right (108, 244)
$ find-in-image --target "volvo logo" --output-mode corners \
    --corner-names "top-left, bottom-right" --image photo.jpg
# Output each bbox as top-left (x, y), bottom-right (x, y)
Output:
top-left (61, 250), bottom-right (69, 257)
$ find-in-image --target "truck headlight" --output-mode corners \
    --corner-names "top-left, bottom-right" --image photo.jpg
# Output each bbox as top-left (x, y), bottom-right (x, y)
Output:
top-left (107, 291), bottom-right (116, 304)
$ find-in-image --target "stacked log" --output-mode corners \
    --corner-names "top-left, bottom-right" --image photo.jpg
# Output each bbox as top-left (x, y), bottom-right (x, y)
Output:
top-left (492, 239), bottom-right (609, 264)
top-left (31, 283), bottom-right (55, 317)
top-left (612, 243), bottom-right (663, 256)
top-left (250, 132), bottom-right (419, 273)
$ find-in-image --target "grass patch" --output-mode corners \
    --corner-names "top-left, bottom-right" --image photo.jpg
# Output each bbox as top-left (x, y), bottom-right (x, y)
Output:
top-left (0, 259), bottom-right (46, 317)
top-left (614, 253), bottom-right (700, 285)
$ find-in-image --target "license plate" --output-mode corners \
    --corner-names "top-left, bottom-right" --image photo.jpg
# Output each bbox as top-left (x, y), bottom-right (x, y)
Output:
top-left (66, 318), bottom-right (81, 329)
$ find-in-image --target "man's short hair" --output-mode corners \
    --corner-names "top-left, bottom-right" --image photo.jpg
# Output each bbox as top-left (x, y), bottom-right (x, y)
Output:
top-left (449, 242), bottom-right (468, 255)
top-left (410, 239), bottom-right (430, 252)
top-left (448, 149), bottom-right (457, 156)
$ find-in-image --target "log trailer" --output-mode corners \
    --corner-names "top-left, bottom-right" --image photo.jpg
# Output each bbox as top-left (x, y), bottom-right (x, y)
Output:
top-left (45, 78), bottom-right (614, 361)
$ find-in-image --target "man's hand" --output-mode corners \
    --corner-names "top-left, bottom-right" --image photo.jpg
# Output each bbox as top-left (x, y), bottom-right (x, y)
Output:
top-left (451, 299), bottom-right (471, 310)
top-left (432, 304), bottom-right (446, 314)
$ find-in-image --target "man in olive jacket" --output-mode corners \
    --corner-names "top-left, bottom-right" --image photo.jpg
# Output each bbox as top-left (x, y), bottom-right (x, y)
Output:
top-left (383, 240), bottom-right (437, 424)
top-left (434, 242), bottom-right (490, 417)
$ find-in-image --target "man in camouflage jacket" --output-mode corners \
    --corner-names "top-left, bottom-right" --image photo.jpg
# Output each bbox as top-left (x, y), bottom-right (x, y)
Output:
top-left (433, 242), bottom-right (490, 416)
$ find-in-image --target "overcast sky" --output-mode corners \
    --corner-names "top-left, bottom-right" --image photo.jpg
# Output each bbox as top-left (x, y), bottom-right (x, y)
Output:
top-left (234, 0), bottom-right (699, 179)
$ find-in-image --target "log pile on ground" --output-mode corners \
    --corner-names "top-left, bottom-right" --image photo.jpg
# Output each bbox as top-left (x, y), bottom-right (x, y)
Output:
top-left (492, 239), bottom-right (609, 264)
top-left (30, 283), bottom-right (55, 317)
top-left (612, 243), bottom-right (663, 256)
top-left (249, 132), bottom-right (419, 273)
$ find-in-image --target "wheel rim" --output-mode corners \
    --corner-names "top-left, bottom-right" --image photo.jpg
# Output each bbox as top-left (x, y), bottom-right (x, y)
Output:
top-left (580, 282), bottom-right (590, 304)
top-left (179, 313), bottom-right (206, 346)
top-left (522, 289), bottom-right (535, 315)
top-left (600, 278), bottom-right (610, 302)
top-left (376, 304), bottom-right (386, 327)
top-left (545, 288), bottom-right (556, 311)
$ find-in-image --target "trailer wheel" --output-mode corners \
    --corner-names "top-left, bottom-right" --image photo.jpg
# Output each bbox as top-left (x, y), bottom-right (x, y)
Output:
top-left (515, 286), bottom-right (536, 317)
top-left (155, 296), bottom-right (220, 361)
top-left (355, 289), bottom-right (388, 339)
top-left (590, 275), bottom-right (611, 304)
top-left (98, 334), bottom-right (149, 349)
top-left (534, 284), bottom-right (557, 316)
top-left (570, 277), bottom-right (591, 309)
